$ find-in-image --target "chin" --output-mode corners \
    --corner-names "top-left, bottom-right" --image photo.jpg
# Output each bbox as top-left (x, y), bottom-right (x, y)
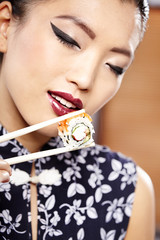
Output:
top-left (37, 126), bottom-right (58, 139)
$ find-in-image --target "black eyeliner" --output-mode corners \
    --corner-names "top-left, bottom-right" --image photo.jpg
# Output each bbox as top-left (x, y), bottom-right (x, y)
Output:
top-left (112, 65), bottom-right (124, 75)
top-left (107, 63), bottom-right (124, 76)
top-left (50, 22), bottom-right (80, 49)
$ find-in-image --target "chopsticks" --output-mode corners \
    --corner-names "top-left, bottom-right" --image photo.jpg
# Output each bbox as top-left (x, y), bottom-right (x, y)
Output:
top-left (0, 109), bottom-right (95, 165)
top-left (4, 142), bottom-right (95, 165)
top-left (0, 109), bottom-right (85, 143)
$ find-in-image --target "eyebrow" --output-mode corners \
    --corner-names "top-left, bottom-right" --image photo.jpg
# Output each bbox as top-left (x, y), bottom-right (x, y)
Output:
top-left (55, 15), bottom-right (133, 59)
top-left (55, 15), bottom-right (96, 40)
top-left (111, 47), bottom-right (133, 58)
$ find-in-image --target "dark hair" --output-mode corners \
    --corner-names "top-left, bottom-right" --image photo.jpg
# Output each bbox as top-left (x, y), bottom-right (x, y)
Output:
top-left (0, 0), bottom-right (149, 60)
top-left (0, 0), bottom-right (149, 31)
top-left (133, 0), bottom-right (149, 35)
top-left (0, 0), bottom-right (46, 22)
top-left (1, 0), bottom-right (149, 33)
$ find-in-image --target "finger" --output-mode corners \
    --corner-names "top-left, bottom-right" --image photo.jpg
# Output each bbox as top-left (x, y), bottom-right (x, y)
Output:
top-left (0, 170), bottom-right (10, 183)
top-left (0, 160), bottom-right (12, 175)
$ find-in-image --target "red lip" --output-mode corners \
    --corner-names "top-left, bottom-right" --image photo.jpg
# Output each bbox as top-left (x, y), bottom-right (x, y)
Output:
top-left (47, 91), bottom-right (83, 116)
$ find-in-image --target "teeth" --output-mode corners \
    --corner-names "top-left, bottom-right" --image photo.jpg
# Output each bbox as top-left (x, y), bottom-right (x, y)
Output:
top-left (55, 96), bottom-right (61, 101)
top-left (66, 102), bottom-right (73, 108)
top-left (51, 94), bottom-right (76, 109)
top-left (60, 98), bottom-right (67, 105)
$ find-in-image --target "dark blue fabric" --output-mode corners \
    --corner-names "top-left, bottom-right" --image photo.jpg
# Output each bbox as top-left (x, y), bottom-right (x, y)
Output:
top-left (0, 125), bottom-right (137, 240)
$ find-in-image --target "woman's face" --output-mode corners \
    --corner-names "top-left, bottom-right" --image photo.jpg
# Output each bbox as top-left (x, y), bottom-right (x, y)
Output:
top-left (0, 0), bottom-right (140, 137)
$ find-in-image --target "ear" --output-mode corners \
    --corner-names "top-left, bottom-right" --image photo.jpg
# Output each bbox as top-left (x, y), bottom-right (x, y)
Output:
top-left (0, 1), bottom-right (12, 53)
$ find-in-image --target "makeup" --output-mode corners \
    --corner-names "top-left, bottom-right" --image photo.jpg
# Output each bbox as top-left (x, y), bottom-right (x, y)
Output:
top-left (48, 91), bottom-right (83, 116)
top-left (50, 22), bottom-right (80, 49)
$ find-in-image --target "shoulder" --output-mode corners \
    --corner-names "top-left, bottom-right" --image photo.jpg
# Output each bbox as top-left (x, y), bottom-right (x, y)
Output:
top-left (87, 144), bottom-right (137, 173)
top-left (84, 144), bottom-right (137, 188)
top-left (125, 166), bottom-right (155, 240)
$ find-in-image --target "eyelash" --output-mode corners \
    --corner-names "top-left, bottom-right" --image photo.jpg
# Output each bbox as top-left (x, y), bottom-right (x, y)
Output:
top-left (50, 22), bottom-right (124, 76)
top-left (50, 22), bottom-right (81, 49)
top-left (107, 63), bottom-right (124, 76)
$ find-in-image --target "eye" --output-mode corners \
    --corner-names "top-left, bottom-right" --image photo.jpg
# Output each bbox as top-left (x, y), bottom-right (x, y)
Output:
top-left (106, 63), bottom-right (124, 76)
top-left (50, 22), bottom-right (81, 50)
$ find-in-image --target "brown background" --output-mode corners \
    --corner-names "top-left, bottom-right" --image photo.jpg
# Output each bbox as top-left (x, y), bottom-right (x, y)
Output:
top-left (98, 9), bottom-right (160, 229)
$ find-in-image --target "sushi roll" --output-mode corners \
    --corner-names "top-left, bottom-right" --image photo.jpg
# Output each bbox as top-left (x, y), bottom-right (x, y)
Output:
top-left (58, 112), bottom-right (95, 147)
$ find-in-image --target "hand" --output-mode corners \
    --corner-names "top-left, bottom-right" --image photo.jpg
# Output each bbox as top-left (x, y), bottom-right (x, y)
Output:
top-left (0, 160), bottom-right (11, 183)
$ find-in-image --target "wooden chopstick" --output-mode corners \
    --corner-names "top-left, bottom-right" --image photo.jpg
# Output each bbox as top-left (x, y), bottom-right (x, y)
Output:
top-left (4, 142), bottom-right (95, 165)
top-left (0, 109), bottom-right (85, 143)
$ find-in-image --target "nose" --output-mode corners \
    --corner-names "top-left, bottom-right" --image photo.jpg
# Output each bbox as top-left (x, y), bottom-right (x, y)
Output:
top-left (66, 52), bottom-right (99, 91)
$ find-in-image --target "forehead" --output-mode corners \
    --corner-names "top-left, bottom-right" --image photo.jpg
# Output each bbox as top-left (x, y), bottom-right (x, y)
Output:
top-left (23, 0), bottom-right (140, 49)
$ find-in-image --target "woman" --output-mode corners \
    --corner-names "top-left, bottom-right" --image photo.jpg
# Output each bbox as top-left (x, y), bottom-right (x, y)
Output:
top-left (0, 0), bottom-right (155, 239)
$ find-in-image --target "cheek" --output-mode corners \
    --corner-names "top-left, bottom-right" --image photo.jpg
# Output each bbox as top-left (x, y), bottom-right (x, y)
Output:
top-left (5, 35), bottom-right (56, 93)
top-left (89, 77), bottom-right (122, 115)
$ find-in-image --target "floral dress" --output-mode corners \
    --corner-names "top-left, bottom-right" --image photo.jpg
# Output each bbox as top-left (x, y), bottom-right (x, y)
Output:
top-left (0, 125), bottom-right (137, 240)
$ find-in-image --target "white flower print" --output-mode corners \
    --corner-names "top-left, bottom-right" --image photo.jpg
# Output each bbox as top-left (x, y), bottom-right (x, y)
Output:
top-left (63, 157), bottom-right (86, 198)
top-left (90, 145), bottom-right (110, 156)
top-left (124, 162), bottom-right (136, 175)
top-left (28, 212), bottom-right (31, 223)
top-left (61, 199), bottom-right (86, 225)
top-left (102, 197), bottom-right (125, 224)
top-left (35, 156), bottom-right (51, 170)
top-left (76, 155), bottom-right (86, 164)
top-left (39, 185), bottom-right (52, 198)
top-left (63, 167), bottom-right (75, 182)
top-left (113, 208), bottom-right (123, 224)
top-left (50, 211), bottom-right (60, 227)
top-left (0, 183), bottom-right (11, 201)
top-left (46, 227), bottom-right (62, 237)
top-left (73, 211), bottom-right (86, 225)
top-left (95, 184), bottom-right (112, 203)
top-left (60, 196), bottom-right (98, 225)
top-left (77, 228), bottom-right (85, 240)
top-left (63, 158), bottom-right (82, 182)
top-left (124, 193), bottom-right (135, 217)
top-left (22, 184), bottom-right (30, 202)
top-left (38, 196), bottom-right (63, 239)
top-left (67, 182), bottom-right (86, 198)
top-left (87, 163), bottom-right (104, 188)
top-left (108, 159), bottom-right (122, 181)
top-left (79, 145), bottom-right (109, 159)
top-left (48, 136), bottom-right (62, 148)
top-left (108, 159), bottom-right (137, 190)
top-left (118, 229), bottom-right (126, 240)
top-left (102, 192), bottom-right (134, 227)
top-left (10, 140), bottom-right (28, 156)
top-left (120, 163), bottom-right (137, 190)
top-left (0, 128), bottom-right (8, 147)
top-left (0, 210), bottom-right (26, 234)
top-left (79, 148), bottom-right (90, 158)
top-left (87, 157), bottom-right (111, 202)
top-left (100, 228), bottom-right (116, 240)
top-left (0, 124), bottom-right (138, 239)
top-left (57, 151), bottom-right (72, 161)
top-left (68, 228), bottom-right (85, 240)
top-left (1, 210), bottom-right (12, 224)
top-left (51, 137), bottom-right (72, 161)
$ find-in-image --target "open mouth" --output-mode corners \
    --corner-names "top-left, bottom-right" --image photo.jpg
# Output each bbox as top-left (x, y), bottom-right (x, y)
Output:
top-left (49, 93), bottom-right (77, 109)
top-left (48, 91), bottom-right (83, 116)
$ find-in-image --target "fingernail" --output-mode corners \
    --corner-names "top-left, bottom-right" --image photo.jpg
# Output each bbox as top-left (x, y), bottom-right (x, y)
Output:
top-left (1, 171), bottom-right (10, 182)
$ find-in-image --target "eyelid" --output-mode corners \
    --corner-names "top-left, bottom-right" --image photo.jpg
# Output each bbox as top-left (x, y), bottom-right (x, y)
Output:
top-left (50, 22), bottom-right (81, 49)
top-left (106, 63), bottom-right (124, 76)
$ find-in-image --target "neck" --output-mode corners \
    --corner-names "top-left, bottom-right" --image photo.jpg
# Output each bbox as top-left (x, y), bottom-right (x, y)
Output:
top-left (0, 81), bottom-right (50, 152)
top-left (17, 132), bottom-right (51, 153)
